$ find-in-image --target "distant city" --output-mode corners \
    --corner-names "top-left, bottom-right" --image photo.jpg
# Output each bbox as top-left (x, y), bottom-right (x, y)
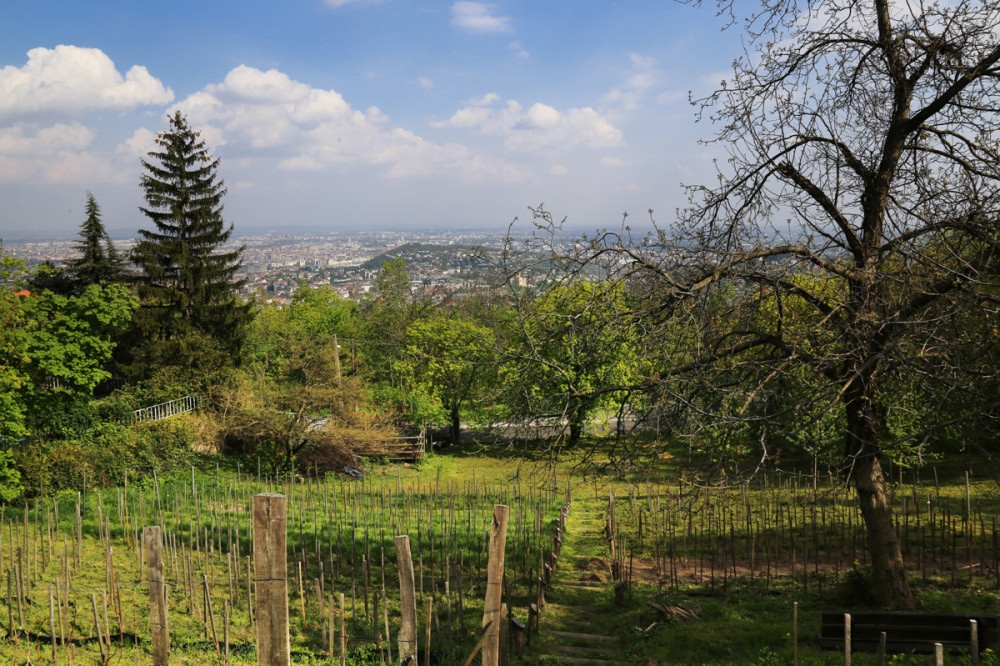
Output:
top-left (3, 230), bottom-right (537, 304)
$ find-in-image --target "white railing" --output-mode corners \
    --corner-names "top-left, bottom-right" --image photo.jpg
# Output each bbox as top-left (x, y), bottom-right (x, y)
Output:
top-left (133, 396), bottom-right (198, 424)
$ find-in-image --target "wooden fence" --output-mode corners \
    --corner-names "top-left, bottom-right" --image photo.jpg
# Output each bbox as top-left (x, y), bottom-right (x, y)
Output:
top-left (353, 427), bottom-right (426, 461)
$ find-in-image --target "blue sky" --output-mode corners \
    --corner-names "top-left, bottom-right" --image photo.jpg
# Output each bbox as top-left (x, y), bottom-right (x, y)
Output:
top-left (0, 1), bottom-right (741, 239)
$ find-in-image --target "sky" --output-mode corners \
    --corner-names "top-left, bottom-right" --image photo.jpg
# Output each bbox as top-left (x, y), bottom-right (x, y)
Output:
top-left (0, 0), bottom-right (742, 240)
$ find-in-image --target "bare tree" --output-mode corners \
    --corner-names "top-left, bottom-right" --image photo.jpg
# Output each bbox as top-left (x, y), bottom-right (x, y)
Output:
top-left (504, 0), bottom-right (1000, 608)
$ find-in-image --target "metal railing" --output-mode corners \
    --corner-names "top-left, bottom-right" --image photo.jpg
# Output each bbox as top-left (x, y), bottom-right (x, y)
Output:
top-left (133, 396), bottom-right (198, 424)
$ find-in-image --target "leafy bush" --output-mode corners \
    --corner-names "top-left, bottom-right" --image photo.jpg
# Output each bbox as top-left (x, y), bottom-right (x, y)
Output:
top-left (25, 392), bottom-right (97, 439)
top-left (12, 419), bottom-right (194, 497)
top-left (0, 450), bottom-right (23, 504)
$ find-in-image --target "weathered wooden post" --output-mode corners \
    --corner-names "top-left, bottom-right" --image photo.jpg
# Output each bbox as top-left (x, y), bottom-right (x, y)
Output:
top-left (844, 613), bottom-right (851, 666)
top-left (253, 494), bottom-right (290, 666)
top-left (482, 505), bottom-right (509, 666)
top-left (395, 534), bottom-right (418, 664)
top-left (971, 619), bottom-right (980, 666)
top-left (144, 526), bottom-right (169, 665)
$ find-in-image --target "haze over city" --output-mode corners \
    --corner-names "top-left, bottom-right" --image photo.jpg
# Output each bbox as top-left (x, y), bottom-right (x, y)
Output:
top-left (0, 1), bottom-right (741, 240)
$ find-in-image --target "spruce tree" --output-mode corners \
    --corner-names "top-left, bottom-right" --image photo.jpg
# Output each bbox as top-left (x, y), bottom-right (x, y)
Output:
top-left (66, 192), bottom-right (124, 287)
top-left (131, 111), bottom-right (251, 362)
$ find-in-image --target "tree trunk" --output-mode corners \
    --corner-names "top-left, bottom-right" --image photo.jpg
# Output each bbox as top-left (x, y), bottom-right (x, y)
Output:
top-left (845, 376), bottom-right (914, 609)
top-left (568, 419), bottom-right (583, 447)
top-left (450, 405), bottom-right (461, 446)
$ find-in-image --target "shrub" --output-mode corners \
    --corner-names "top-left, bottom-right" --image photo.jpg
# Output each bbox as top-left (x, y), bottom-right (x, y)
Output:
top-left (12, 419), bottom-right (194, 497)
top-left (0, 450), bottom-right (23, 504)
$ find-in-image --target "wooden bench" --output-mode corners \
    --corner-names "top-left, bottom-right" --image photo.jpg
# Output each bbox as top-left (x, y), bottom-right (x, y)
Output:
top-left (819, 611), bottom-right (1000, 655)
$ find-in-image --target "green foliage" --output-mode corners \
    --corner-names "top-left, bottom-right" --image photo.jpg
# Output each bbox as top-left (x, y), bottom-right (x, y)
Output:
top-left (360, 258), bottom-right (438, 387)
top-left (64, 192), bottom-right (124, 288)
top-left (507, 281), bottom-right (646, 445)
top-left (401, 315), bottom-right (496, 442)
top-left (12, 419), bottom-right (193, 495)
top-left (21, 282), bottom-right (137, 392)
top-left (0, 243), bottom-right (137, 441)
top-left (245, 285), bottom-right (359, 380)
top-left (0, 450), bottom-right (23, 504)
top-left (130, 111), bottom-right (252, 367)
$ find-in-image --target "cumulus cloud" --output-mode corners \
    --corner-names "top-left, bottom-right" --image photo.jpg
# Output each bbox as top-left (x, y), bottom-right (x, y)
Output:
top-left (0, 122), bottom-right (126, 183)
top-left (119, 127), bottom-right (157, 158)
top-left (432, 95), bottom-right (623, 153)
top-left (177, 65), bottom-right (519, 181)
top-left (451, 2), bottom-right (511, 33)
top-left (0, 45), bottom-right (173, 117)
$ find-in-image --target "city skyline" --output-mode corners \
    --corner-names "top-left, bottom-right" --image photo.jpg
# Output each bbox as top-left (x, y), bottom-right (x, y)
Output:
top-left (1, 1), bottom-right (742, 239)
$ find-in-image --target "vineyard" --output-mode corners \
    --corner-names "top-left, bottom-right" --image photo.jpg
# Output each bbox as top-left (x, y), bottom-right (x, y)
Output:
top-left (1, 449), bottom-right (999, 665)
top-left (0, 455), bottom-right (568, 665)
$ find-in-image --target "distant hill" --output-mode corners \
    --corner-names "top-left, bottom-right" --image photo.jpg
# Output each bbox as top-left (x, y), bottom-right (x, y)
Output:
top-left (361, 242), bottom-right (483, 271)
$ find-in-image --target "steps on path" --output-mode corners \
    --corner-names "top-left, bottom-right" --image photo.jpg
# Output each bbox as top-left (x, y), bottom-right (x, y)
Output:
top-left (527, 504), bottom-right (632, 665)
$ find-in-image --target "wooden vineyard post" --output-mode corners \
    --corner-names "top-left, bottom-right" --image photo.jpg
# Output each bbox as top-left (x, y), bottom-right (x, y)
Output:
top-left (482, 505), bottom-right (509, 666)
top-left (253, 493), bottom-right (290, 666)
top-left (844, 613), bottom-right (851, 666)
top-left (144, 526), bottom-right (170, 665)
top-left (395, 534), bottom-right (418, 664)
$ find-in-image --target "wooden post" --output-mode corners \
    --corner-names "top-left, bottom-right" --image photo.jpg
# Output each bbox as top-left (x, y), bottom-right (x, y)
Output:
top-left (339, 592), bottom-right (347, 666)
top-left (395, 535), bottom-right (418, 664)
top-left (253, 494), bottom-right (290, 666)
top-left (971, 619), bottom-right (980, 666)
top-left (333, 334), bottom-right (342, 381)
top-left (844, 613), bottom-right (851, 666)
top-left (510, 616), bottom-right (526, 657)
top-left (482, 505), bottom-right (509, 666)
top-left (144, 526), bottom-right (170, 666)
top-left (793, 601), bottom-right (798, 666)
top-left (934, 642), bottom-right (944, 666)
top-left (425, 596), bottom-right (432, 666)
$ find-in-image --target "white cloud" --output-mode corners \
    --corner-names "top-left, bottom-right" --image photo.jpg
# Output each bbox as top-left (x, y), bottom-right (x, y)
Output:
top-left (418, 77), bottom-right (434, 89)
top-left (177, 65), bottom-right (519, 181)
top-left (601, 156), bottom-right (626, 167)
top-left (451, 2), bottom-right (511, 33)
top-left (119, 127), bottom-right (157, 158)
top-left (0, 122), bottom-right (127, 183)
top-left (433, 95), bottom-right (623, 153)
top-left (0, 122), bottom-right (93, 156)
top-left (509, 42), bottom-right (530, 59)
top-left (0, 45), bottom-right (173, 117)
top-left (326, 0), bottom-right (382, 7)
top-left (471, 93), bottom-right (500, 106)
top-left (602, 53), bottom-right (659, 115)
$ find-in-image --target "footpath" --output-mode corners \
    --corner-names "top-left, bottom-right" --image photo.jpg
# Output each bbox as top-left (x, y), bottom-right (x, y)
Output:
top-left (525, 500), bottom-right (632, 665)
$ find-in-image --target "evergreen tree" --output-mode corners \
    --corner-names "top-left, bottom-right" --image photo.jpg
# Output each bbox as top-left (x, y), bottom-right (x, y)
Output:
top-left (130, 111), bottom-right (251, 363)
top-left (65, 193), bottom-right (124, 287)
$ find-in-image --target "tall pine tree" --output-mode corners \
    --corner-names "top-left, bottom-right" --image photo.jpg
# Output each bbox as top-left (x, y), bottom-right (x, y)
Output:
top-left (66, 192), bottom-right (124, 287)
top-left (131, 111), bottom-right (251, 367)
